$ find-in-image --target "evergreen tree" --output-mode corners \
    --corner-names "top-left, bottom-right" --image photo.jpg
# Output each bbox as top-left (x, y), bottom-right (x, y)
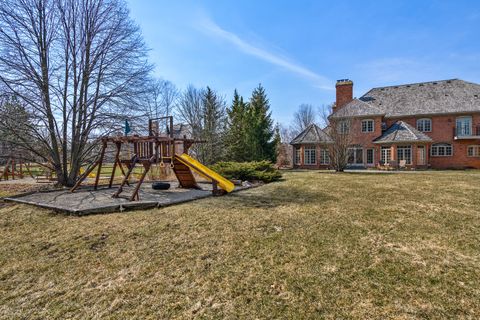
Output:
top-left (0, 96), bottom-right (31, 147)
top-left (199, 87), bottom-right (227, 165)
top-left (245, 84), bottom-right (277, 162)
top-left (225, 89), bottom-right (248, 161)
top-left (272, 124), bottom-right (282, 162)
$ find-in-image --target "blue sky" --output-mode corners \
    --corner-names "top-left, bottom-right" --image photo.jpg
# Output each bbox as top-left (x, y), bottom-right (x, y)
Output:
top-left (127, 0), bottom-right (480, 125)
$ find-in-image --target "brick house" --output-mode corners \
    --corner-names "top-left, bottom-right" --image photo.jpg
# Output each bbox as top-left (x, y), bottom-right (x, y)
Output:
top-left (291, 79), bottom-right (480, 169)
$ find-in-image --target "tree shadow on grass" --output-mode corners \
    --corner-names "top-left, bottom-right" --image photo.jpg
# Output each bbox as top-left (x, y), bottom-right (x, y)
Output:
top-left (227, 183), bottom-right (337, 209)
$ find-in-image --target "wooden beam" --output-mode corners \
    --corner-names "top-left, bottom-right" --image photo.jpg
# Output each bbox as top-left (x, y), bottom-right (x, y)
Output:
top-left (129, 162), bottom-right (151, 201)
top-left (94, 141), bottom-right (107, 190)
top-left (70, 160), bottom-right (99, 192)
top-left (112, 155), bottom-right (138, 198)
top-left (11, 158), bottom-right (15, 180)
top-left (109, 142), bottom-right (121, 188)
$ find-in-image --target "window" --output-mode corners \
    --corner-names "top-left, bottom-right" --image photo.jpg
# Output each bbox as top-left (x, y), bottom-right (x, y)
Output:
top-left (417, 118), bottom-right (432, 132)
top-left (467, 145), bottom-right (480, 157)
top-left (366, 149), bottom-right (374, 165)
top-left (456, 116), bottom-right (472, 136)
top-left (381, 146), bottom-right (391, 164)
top-left (338, 120), bottom-right (350, 134)
top-left (347, 146), bottom-right (363, 164)
top-left (397, 146), bottom-right (412, 164)
top-left (431, 143), bottom-right (453, 156)
top-left (320, 149), bottom-right (330, 164)
top-left (294, 147), bottom-right (301, 165)
top-left (361, 119), bottom-right (374, 133)
top-left (304, 146), bottom-right (316, 165)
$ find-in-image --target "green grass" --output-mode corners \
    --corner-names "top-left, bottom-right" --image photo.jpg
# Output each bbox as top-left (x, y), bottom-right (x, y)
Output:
top-left (1, 170), bottom-right (479, 319)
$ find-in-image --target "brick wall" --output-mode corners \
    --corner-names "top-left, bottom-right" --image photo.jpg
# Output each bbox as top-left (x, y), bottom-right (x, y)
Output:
top-left (385, 114), bottom-right (480, 169)
top-left (292, 144), bottom-right (330, 169)
top-left (292, 113), bottom-right (480, 170)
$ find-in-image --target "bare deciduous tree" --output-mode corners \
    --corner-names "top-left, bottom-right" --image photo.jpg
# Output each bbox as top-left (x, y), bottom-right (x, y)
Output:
top-left (279, 124), bottom-right (294, 144)
top-left (291, 103), bottom-right (316, 136)
top-left (0, 0), bottom-right (151, 186)
top-left (321, 103), bottom-right (354, 172)
top-left (144, 78), bottom-right (178, 119)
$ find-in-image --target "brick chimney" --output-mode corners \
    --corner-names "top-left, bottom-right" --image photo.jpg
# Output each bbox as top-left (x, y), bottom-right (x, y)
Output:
top-left (334, 79), bottom-right (353, 112)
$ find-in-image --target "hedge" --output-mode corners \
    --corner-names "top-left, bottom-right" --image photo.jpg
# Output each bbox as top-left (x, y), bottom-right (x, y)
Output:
top-left (211, 161), bottom-right (282, 183)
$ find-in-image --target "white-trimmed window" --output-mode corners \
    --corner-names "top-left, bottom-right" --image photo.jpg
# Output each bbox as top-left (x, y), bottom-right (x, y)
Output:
top-left (294, 147), bottom-right (301, 165)
top-left (338, 120), bottom-right (350, 134)
top-left (417, 118), bottom-right (432, 132)
top-left (456, 116), bottom-right (472, 136)
top-left (381, 146), bottom-right (391, 164)
top-left (397, 145), bottom-right (412, 164)
top-left (361, 119), bottom-right (374, 133)
top-left (304, 146), bottom-right (316, 165)
top-left (467, 145), bottom-right (480, 157)
top-left (320, 148), bottom-right (330, 165)
top-left (366, 148), bottom-right (374, 165)
top-left (431, 143), bottom-right (453, 156)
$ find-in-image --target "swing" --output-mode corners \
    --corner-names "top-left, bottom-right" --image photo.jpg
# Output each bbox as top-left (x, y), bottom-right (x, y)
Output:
top-left (159, 143), bottom-right (165, 168)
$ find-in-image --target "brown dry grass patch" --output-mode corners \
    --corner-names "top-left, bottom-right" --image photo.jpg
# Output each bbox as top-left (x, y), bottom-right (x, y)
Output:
top-left (0, 170), bottom-right (479, 319)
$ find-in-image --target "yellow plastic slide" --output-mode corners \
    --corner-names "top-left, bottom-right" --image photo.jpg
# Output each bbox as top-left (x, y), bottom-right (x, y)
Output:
top-left (175, 153), bottom-right (235, 192)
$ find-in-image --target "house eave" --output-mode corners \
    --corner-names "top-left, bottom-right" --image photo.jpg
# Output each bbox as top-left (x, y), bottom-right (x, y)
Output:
top-left (384, 110), bottom-right (480, 119)
top-left (373, 140), bottom-right (432, 144)
top-left (329, 113), bottom-right (385, 120)
top-left (290, 141), bottom-right (333, 146)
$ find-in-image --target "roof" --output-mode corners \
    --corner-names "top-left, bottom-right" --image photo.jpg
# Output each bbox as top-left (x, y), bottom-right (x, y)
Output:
top-left (359, 79), bottom-right (480, 118)
top-left (330, 98), bottom-right (385, 118)
top-left (290, 124), bottom-right (332, 145)
top-left (172, 123), bottom-right (191, 139)
top-left (373, 121), bottom-right (433, 144)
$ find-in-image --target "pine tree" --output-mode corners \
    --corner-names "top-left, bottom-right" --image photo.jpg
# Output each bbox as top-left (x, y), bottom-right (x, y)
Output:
top-left (272, 124), bottom-right (282, 162)
top-left (225, 89), bottom-right (248, 161)
top-left (245, 84), bottom-right (277, 162)
top-left (199, 87), bottom-right (227, 165)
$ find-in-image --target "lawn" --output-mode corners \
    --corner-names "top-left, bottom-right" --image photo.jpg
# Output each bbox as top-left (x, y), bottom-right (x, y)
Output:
top-left (1, 170), bottom-right (479, 319)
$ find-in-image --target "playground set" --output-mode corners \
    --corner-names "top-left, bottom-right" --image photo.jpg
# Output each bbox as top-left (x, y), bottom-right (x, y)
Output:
top-left (70, 116), bottom-right (234, 201)
top-left (0, 153), bottom-right (41, 182)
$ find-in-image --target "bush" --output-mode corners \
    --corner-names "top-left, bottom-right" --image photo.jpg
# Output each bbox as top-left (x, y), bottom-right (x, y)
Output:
top-left (211, 161), bottom-right (282, 183)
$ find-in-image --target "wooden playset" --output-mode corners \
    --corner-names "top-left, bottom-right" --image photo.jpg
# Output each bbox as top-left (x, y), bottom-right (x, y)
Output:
top-left (0, 155), bottom-right (34, 181)
top-left (70, 116), bottom-right (234, 201)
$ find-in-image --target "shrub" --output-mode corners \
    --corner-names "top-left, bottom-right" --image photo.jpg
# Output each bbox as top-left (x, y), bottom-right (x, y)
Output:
top-left (211, 161), bottom-right (282, 183)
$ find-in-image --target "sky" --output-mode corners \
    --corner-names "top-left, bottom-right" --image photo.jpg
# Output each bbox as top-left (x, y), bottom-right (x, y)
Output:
top-left (126, 0), bottom-right (480, 125)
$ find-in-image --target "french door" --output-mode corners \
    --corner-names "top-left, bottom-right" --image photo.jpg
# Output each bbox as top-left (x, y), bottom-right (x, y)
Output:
top-left (381, 147), bottom-right (391, 164)
top-left (417, 146), bottom-right (426, 166)
top-left (348, 146), bottom-right (363, 165)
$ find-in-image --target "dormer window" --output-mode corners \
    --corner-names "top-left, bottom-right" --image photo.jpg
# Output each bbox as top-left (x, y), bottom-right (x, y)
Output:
top-left (361, 119), bottom-right (374, 133)
top-left (417, 118), bottom-right (432, 132)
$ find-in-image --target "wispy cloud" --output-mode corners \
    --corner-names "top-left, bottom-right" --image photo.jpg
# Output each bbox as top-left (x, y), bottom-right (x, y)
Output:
top-left (197, 15), bottom-right (332, 90)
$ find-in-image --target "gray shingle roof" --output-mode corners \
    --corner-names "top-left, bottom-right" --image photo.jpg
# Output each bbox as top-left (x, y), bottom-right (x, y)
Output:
top-left (290, 124), bottom-right (332, 145)
top-left (373, 121), bottom-right (433, 144)
top-left (330, 98), bottom-right (385, 118)
top-left (360, 79), bottom-right (480, 118)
